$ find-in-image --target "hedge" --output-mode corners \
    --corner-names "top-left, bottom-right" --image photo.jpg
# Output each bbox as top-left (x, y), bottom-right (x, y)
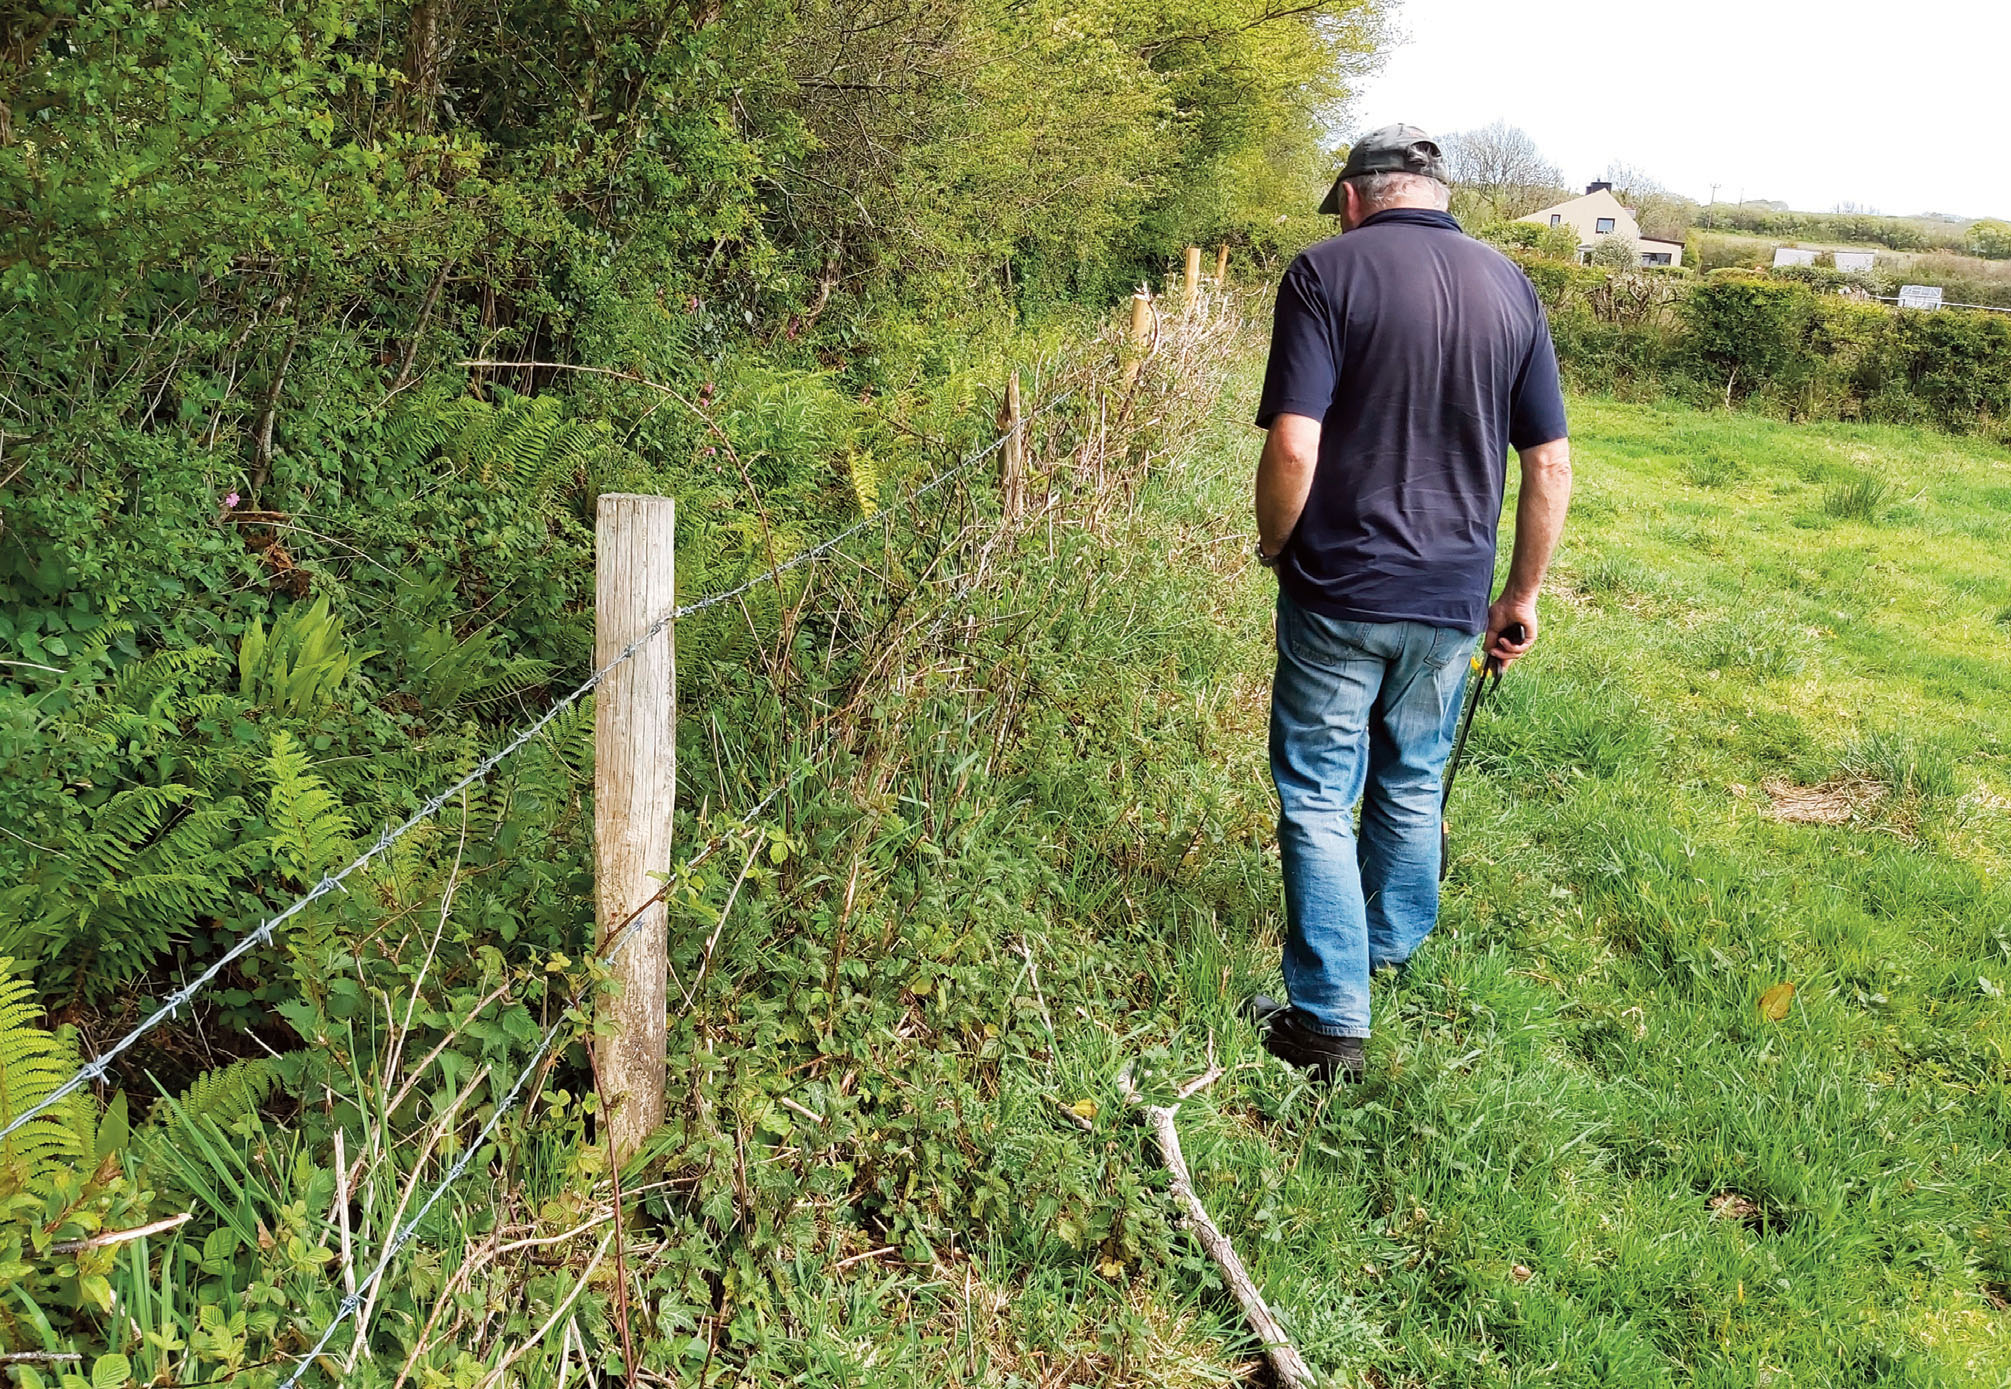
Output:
top-left (1506, 254), bottom-right (2011, 437)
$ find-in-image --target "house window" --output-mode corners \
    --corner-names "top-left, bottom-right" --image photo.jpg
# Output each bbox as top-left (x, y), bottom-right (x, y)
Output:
top-left (1641, 252), bottom-right (1673, 266)
top-left (1595, 217), bottom-right (1616, 234)
top-left (1549, 214), bottom-right (1561, 227)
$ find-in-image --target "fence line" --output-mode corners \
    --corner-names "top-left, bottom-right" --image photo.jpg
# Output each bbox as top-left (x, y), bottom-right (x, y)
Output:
top-left (1871, 295), bottom-right (2011, 315)
top-left (272, 778), bottom-right (794, 1389)
top-left (1, 393), bottom-right (1072, 1147)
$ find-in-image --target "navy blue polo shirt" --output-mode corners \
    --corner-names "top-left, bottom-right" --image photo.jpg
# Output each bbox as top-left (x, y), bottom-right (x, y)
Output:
top-left (1255, 208), bottom-right (1568, 633)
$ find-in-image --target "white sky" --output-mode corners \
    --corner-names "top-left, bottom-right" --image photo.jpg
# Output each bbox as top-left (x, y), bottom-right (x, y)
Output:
top-left (1352, 0), bottom-right (2011, 220)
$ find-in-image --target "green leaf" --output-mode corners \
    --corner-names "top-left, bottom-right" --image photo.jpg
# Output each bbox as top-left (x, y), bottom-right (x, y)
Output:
top-left (94, 1091), bottom-right (130, 1165)
top-left (92, 1353), bottom-right (132, 1389)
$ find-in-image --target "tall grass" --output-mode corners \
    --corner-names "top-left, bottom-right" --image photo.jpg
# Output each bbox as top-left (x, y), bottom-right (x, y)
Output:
top-left (1823, 471), bottom-right (1893, 520)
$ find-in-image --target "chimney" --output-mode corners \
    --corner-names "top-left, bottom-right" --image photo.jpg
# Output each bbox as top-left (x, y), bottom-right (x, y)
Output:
top-left (1587, 180), bottom-right (1613, 195)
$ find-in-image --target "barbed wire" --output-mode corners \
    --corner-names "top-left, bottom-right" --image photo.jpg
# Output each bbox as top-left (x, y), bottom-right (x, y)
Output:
top-left (670, 389), bottom-right (1072, 620)
top-left (0, 394), bottom-right (1072, 1146)
top-left (272, 778), bottom-right (794, 1389)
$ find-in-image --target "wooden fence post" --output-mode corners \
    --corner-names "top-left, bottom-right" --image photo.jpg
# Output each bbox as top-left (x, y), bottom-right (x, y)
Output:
top-left (999, 368), bottom-right (1025, 517)
top-left (1123, 285), bottom-right (1153, 389)
top-left (1183, 245), bottom-right (1201, 301)
top-left (1215, 243), bottom-right (1230, 286)
top-left (594, 493), bottom-right (676, 1165)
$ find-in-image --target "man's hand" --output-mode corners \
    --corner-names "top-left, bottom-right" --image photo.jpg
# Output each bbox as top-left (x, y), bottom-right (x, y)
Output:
top-left (1485, 595), bottom-right (1537, 669)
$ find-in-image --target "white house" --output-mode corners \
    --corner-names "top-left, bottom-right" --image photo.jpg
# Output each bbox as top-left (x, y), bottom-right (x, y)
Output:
top-left (1518, 184), bottom-right (1684, 267)
top-left (1772, 246), bottom-right (1876, 272)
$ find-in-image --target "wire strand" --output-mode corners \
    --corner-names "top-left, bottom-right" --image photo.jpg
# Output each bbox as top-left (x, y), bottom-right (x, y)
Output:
top-left (0, 394), bottom-right (1069, 1145)
top-left (273, 781), bottom-right (792, 1389)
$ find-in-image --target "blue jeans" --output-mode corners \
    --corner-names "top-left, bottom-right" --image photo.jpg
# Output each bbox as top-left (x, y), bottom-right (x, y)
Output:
top-left (1269, 590), bottom-right (1476, 1037)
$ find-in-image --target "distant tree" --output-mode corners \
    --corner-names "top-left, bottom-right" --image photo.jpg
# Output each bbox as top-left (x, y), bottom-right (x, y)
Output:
top-left (1590, 233), bottom-right (1639, 271)
top-left (1602, 160), bottom-right (1698, 243)
top-left (1965, 219), bottom-right (2011, 259)
top-left (1441, 121), bottom-right (1564, 219)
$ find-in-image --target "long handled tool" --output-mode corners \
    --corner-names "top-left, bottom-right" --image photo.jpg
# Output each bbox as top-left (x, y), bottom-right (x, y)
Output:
top-left (1439, 622), bottom-right (1524, 882)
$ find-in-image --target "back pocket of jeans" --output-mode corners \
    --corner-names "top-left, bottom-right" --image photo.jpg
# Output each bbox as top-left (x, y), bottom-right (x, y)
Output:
top-left (1281, 600), bottom-right (1372, 664)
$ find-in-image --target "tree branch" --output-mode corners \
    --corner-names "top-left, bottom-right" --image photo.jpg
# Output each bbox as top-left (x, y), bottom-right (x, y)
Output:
top-left (1119, 1063), bottom-right (1316, 1389)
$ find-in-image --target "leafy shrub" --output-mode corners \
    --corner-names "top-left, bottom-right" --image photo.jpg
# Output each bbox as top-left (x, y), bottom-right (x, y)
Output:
top-left (1590, 234), bottom-right (1640, 271)
top-left (1476, 220), bottom-right (1580, 260)
top-left (1509, 250), bottom-right (1611, 311)
top-left (1965, 219), bottom-right (2011, 260)
top-left (1768, 262), bottom-right (1894, 297)
top-left (1681, 277), bottom-right (1818, 406)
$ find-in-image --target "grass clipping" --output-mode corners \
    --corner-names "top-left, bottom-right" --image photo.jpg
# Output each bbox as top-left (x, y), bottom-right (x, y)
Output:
top-left (1761, 776), bottom-right (1886, 825)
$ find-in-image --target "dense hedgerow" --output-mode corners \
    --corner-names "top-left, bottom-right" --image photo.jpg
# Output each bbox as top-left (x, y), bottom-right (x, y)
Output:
top-left (1511, 254), bottom-right (2011, 436)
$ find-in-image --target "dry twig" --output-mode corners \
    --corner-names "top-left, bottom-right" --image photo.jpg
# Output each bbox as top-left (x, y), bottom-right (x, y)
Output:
top-left (1118, 1062), bottom-right (1317, 1389)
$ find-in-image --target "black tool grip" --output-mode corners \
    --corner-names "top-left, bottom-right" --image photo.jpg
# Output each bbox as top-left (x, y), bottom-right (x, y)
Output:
top-left (1484, 621), bottom-right (1528, 674)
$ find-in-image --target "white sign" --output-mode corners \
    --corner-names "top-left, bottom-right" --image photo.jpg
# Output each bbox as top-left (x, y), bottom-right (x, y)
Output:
top-left (1897, 284), bottom-right (1943, 310)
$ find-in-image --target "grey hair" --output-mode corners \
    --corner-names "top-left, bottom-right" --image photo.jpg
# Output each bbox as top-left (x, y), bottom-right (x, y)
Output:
top-left (1345, 170), bottom-right (1452, 212)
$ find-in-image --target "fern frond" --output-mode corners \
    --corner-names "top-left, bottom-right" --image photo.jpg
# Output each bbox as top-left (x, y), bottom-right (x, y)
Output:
top-left (0, 961), bottom-right (87, 1186)
top-left (110, 871), bottom-right (229, 919)
top-left (265, 731), bottom-right (355, 879)
top-left (82, 648), bottom-right (226, 725)
top-left (74, 785), bottom-right (195, 884)
top-left (847, 449), bottom-right (881, 518)
top-left (172, 1056), bottom-right (292, 1125)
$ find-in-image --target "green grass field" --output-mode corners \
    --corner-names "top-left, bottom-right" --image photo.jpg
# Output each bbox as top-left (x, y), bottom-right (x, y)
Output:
top-left (880, 351), bottom-right (2011, 1387)
top-left (23, 330), bottom-right (2002, 1388)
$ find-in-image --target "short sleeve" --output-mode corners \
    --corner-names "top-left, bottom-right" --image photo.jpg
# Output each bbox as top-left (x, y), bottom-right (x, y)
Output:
top-left (1508, 303), bottom-right (1569, 450)
top-left (1255, 259), bottom-right (1338, 430)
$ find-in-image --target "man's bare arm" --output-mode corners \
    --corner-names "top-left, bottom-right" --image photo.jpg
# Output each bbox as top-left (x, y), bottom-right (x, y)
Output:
top-left (1256, 413), bottom-right (1322, 558)
top-left (1486, 436), bottom-right (1572, 668)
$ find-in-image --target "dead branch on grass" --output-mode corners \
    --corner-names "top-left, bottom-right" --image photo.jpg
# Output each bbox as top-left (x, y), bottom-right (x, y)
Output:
top-left (1117, 1060), bottom-right (1317, 1389)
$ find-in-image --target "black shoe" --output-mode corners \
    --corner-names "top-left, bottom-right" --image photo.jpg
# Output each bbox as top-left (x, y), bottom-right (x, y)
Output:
top-left (1250, 1001), bottom-right (1366, 1083)
top-left (1239, 993), bottom-right (1289, 1027)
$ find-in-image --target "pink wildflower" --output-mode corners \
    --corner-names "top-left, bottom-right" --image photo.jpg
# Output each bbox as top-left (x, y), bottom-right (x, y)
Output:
top-left (223, 491), bottom-right (240, 508)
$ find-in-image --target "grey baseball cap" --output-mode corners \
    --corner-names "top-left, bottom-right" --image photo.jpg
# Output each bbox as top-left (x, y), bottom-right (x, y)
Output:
top-left (1318, 125), bottom-right (1448, 214)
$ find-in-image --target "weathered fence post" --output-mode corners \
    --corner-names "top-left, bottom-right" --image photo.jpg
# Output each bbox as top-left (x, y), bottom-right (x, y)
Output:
top-left (999, 368), bottom-right (1025, 517)
top-left (1123, 285), bottom-right (1153, 389)
top-left (1215, 243), bottom-right (1230, 286)
top-left (1183, 245), bottom-right (1201, 301)
top-left (594, 492), bottom-right (676, 1165)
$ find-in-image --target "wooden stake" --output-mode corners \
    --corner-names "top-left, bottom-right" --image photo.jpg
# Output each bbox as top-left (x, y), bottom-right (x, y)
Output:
top-left (998, 368), bottom-right (1025, 518)
top-left (1123, 286), bottom-right (1153, 390)
top-left (1183, 245), bottom-right (1201, 301)
top-left (594, 493), bottom-right (676, 1164)
top-left (1215, 243), bottom-right (1230, 286)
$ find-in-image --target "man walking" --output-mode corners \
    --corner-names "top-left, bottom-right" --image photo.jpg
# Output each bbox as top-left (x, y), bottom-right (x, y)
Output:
top-left (1248, 126), bottom-right (1572, 1081)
